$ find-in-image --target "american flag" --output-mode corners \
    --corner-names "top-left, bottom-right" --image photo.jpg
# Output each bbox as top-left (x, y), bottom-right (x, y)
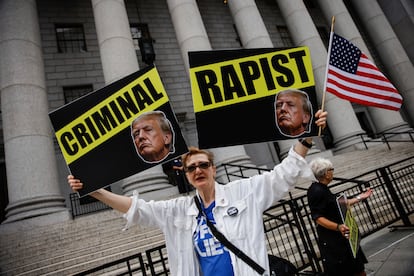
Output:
top-left (326, 33), bottom-right (403, 111)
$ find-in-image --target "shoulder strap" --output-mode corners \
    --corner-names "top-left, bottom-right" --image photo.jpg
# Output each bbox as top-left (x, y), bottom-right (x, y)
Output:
top-left (194, 196), bottom-right (265, 275)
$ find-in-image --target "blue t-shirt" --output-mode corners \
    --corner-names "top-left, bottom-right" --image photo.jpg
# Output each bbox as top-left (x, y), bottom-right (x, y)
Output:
top-left (193, 201), bottom-right (234, 276)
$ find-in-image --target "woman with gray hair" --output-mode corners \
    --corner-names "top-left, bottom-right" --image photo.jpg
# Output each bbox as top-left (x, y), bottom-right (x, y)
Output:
top-left (307, 157), bottom-right (373, 276)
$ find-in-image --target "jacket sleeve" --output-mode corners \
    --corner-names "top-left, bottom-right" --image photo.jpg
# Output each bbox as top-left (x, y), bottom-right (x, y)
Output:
top-left (122, 190), bottom-right (178, 231)
top-left (251, 146), bottom-right (316, 210)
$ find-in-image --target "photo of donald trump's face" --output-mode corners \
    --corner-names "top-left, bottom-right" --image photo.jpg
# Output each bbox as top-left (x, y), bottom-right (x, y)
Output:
top-left (131, 111), bottom-right (175, 163)
top-left (275, 89), bottom-right (313, 137)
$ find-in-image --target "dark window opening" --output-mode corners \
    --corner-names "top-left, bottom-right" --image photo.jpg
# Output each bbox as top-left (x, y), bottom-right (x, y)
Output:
top-left (63, 85), bottom-right (93, 104)
top-left (130, 23), bottom-right (151, 50)
top-left (131, 23), bottom-right (155, 65)
top-left (55, 24), bottom-right (87, 53)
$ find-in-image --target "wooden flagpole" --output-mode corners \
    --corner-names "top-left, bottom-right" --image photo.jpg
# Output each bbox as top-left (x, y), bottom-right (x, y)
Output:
top-left (318, 16), bottom-right (335, 136)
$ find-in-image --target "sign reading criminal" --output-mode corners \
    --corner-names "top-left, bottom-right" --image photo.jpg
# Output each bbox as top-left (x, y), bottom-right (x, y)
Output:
top-left (50, 65), bottom-right (188, 196)
top-left (189, 47), bottom-right (318, 149)
top-left (57, 67), bottom-right (168, 164)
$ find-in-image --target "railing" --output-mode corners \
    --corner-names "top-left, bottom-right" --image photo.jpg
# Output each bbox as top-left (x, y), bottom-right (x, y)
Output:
top-left (73, 155), bottom-right (414, 275)
top-left (359, 131), bottom-right (414, 150)
top-left (73, 253), bottom-right (147, 276)
top-left (69, 192), bottom-right (110, 218)
top-left (72, 245), bottom-right (170, 276)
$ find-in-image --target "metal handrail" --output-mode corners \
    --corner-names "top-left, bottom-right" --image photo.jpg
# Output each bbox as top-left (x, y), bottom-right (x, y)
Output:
top-left (359, 130), bottom-right (414, 150)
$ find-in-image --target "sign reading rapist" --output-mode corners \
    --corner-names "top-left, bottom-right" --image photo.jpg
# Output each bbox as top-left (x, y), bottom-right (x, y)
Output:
top-left (49, 65), bottom-right (188, 197)
top-left (189, 47), bottom-right (318, 149)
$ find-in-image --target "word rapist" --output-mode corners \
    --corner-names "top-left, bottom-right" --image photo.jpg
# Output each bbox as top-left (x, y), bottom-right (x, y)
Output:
top-left (55, 68), bottom-right (169, 164)
top-left (190, 47), bottom-right (314, 113)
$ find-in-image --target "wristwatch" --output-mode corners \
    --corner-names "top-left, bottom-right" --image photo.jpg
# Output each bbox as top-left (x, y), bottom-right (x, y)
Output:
top-left (299, 138), bottom-right (313, 149)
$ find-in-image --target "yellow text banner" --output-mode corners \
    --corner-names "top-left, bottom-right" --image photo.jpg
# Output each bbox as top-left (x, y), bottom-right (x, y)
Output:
top-left (55, 67), bottom-right (169, 164)
top-left (189, 47), bottom-right (314, 113)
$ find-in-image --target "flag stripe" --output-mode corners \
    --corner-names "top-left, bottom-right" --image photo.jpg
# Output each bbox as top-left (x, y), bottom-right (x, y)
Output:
top-left (328, 67), bottom-right (403, 99)
top-left (327, 87), bottom-right (402, 110)
top-left (326, 81), bottom-right (403, 110)
top-left (357, 55), bottom-right (394, 83)
top-left (326, 91), bottom-right (401, 108)
top-left (326, 33), bottom-right (403, 111)
top-left (326, 79), bottom-right (403, 107)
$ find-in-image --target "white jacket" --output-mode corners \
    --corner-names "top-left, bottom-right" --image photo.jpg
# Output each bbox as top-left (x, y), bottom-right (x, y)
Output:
top-left (123, 147), bottom-right (314, 276)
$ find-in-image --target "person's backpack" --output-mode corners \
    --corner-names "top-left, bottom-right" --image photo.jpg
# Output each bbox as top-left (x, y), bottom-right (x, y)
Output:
top-left (268, 254), bottom-right (298, 276)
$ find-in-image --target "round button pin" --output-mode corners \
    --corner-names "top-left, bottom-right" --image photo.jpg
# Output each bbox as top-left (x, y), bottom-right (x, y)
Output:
top-left (227, 206), bottom-right (238, 216)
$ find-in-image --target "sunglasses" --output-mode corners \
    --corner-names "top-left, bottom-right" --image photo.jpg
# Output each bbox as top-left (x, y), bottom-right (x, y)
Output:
top-left (184, 162), bottom-right (211, 173)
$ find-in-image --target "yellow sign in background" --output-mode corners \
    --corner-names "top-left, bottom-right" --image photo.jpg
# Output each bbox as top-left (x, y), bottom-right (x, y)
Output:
top-left (189, 47), bottom-right (314, 113)
top-left (55, 67), bottom-right (169, 164)
top-left (345, 208), bottom-right (360, 258)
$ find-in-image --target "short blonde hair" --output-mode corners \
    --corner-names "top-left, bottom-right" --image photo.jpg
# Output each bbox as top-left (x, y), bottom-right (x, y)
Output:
top-left (182, 146), bottom-right (214, 168)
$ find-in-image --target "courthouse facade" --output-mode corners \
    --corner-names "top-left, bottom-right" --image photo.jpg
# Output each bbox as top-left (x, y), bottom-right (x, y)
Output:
top-left (0, 0), bottom-right (413, 224)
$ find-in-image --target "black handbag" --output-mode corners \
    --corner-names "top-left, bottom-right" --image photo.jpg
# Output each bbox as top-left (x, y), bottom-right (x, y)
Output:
top-left (268, 254), bottom-right (298, 276)
top-left (194, 196), bottom-right (298, 275)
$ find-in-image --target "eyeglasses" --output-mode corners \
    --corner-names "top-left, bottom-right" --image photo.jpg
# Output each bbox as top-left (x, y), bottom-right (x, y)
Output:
top-left (184, 162), bottom-right (211, 173)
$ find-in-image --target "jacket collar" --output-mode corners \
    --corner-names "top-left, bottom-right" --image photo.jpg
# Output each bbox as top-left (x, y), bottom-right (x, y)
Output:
top-left (186, 182), bottom-right (229, 216)
top-left (213, 182), bottom-right (229, 207)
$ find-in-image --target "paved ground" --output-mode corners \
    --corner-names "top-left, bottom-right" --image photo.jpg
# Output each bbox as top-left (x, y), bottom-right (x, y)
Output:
top-left (361, 222), bottom-right (414, 276)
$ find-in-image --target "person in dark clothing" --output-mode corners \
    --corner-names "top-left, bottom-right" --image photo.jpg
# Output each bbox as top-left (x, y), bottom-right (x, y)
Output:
top-left (307, 157), bottom-right (373, 276)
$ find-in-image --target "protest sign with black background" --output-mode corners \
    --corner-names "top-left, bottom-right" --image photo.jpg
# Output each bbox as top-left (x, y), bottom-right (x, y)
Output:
top-left (189, 47), bottom-right (318, 149)
top-left (49, 65), bottom-right (188, 197)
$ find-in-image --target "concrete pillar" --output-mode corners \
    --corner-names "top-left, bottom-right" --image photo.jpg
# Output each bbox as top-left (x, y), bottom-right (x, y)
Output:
top-left (91, 0), bottom-right (139, 83)
top-left (166, 0), bottom-right (211, 71)
top-left (166, 0), bottom-right (253, 177)
top-left (91, 0), bottom-right (170, 195)
top-left (277, 0), bottom-right (365, 153)
top-left (227, 0), bottom-right (273, 48)
top-left (377, 0), bottom-right (414, 66)
top-left (0, 0), bottom-right (67, 222)
top-left (317, 0), bottom-right (410, 136)
top-left (349, 0), bottom-right (414, 127)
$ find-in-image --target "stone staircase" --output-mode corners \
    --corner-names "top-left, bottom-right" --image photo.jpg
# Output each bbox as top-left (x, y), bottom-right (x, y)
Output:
top-left (0, 142), bottom-right (413, 276)
top-left (0, 209), bottom-right (164, 275)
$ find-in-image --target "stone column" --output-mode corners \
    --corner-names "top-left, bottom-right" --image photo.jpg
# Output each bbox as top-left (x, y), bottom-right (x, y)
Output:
top-left (0, 0), bottom-right (67, 223)
top-left (166, 0), bottom-right (253, 178)
top-left (227, 0), bottom-right (273, 48)
top-left (91, 0), bottom-right (170, 196)
top-left (166, 0), bottom-right (211, 71)
top-left (277, 0), bottom-right (365, 153)
top-left (92, 0), bottom-right (139, 83)
top-left (349, 0), bottom-right (414, 127)
top-left (317, 0), bottom-right (410, 136)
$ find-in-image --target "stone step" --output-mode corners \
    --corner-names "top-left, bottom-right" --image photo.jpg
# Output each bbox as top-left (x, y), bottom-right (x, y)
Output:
top-left (0, 210), bottom-right (164, 275)
top-left (7, 231), bottom-right (165, 276)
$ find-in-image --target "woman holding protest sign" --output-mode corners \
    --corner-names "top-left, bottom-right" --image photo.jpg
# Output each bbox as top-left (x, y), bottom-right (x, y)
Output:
top-left (307, 157), bottom-right (373, 276)
top-left (69, 110), bottom-right (327, 276)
